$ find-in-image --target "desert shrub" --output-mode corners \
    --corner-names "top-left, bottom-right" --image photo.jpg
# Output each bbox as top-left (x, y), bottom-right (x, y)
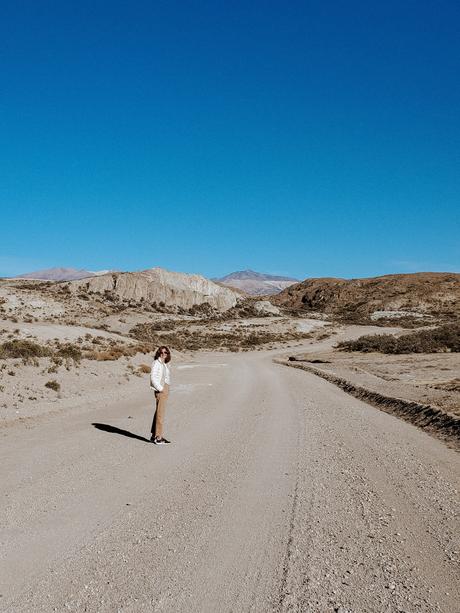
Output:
top-left (145, 320), bottom-right (176, 331)
top-left (189, 301), bottom-right (272, 322)
top-left (369, 316), bottom-right (436, 328)
top-left (89, 348), bottom-right (124, 361)
top-left (0, 340), bottom-right (52, 360)
top-left (56, 344), bottom-right (82, 362)
top-left (130, 321), bottom-right (312, 352)
top-left (138, 363), bottom-right (151, 373)
top-left (241, 332), bottom-right (277, 347)
top-left (228, 302), bottom-right (272, 319)
top-left (85, 342), bottom-right (152, 362)
top-left (45, 380), bottom-right (60, 392)
top-left (130, 343), bottom-right (152, 355)
top-left (337, 324), bottom-right (460, 354)
top-left (188, 302), bottom-right (216, 317)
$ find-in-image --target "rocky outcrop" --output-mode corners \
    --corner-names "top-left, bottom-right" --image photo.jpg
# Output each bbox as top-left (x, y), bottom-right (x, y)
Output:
top-left (253, 300), bottom-right (281, 315)
top-left (70, 268), bottom-right (239, 312)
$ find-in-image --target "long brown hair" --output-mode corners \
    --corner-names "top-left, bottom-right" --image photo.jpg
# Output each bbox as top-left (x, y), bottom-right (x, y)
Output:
top-left (154, 345), bottom-right (171, 363)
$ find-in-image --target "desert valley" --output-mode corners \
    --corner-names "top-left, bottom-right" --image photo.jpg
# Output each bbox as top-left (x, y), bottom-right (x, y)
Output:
top-left (1, 267), bottom-right (459, 612)
top-left (1, 268), bottom-right (458, 439)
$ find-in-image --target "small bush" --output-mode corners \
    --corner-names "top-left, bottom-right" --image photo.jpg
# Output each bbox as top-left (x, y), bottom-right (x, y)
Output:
top-left (188, 302), bottom-right (215, 317)
top-left (56, 344), bottom-right (82, 362)
top-left (138, 363), bottom-right (151, 374)
top-left (145, 320), bottom-right (176, 331)
top-left (45, 380), bottom-right (60, 392)
top-left (0, 340), bottom-right (51, 360)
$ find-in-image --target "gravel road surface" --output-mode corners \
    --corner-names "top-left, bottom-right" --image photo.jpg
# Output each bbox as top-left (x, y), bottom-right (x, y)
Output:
top-left (1, 350), bottom-right (459, 612)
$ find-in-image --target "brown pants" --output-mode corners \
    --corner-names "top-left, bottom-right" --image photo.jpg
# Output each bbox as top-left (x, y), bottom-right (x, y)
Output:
top-left (151, 383), bottom-right (169, 438)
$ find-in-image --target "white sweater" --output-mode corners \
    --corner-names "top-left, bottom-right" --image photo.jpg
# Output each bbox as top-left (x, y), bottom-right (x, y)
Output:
top-left (150, 359), bottom-right (171, 392)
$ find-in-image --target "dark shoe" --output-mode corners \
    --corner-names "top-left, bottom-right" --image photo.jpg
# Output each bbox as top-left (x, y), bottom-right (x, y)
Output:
top-left (161, 437), bottom-right (171, 444)
top-left (151, 436), bottom-right (165, 445)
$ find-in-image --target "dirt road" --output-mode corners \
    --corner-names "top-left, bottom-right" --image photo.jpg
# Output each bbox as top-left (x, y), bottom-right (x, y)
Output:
top-left (1, 349), bottom-right (459, 612)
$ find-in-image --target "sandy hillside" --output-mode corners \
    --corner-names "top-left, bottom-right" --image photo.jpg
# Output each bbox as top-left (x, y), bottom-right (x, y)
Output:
top-left (272, 272), bottom-right (460, 322)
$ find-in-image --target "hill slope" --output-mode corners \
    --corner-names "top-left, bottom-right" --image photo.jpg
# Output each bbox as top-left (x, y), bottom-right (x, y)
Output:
top-left (272, 272), bottom-right (460, 321)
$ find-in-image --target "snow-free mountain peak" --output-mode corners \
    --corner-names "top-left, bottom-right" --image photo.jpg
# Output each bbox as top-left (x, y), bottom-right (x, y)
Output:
top-left (214, 270), bottom-right (299, 295)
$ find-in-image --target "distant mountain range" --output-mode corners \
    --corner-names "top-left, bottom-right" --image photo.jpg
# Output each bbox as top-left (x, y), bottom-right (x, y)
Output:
top-left (14, 268), bottom-right (113, 281)
top-left (214, 270), bottom-right (299, 295)
top-left (13, 267), bottom-right (299, 296)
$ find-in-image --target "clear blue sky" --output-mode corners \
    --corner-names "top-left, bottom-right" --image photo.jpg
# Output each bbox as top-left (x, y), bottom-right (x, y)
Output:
top-left (1, 0), bottom-right (459, 279)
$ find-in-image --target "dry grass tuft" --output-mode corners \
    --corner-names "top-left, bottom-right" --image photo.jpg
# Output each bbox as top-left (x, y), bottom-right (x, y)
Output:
top-left (56, 344), bottom-right (82, 363)
top-left (45, 380), bottom-right (60, 392)
top-left (85, 343), bottom-right (152, 361)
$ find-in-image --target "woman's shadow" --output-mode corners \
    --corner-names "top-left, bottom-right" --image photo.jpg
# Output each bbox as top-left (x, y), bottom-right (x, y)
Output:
top-left (92, 423), bottom-right (151, 443)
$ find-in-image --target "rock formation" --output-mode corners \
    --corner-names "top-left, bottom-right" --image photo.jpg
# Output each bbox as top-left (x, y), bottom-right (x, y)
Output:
top-left (70, 267), bottom-right (239, 311)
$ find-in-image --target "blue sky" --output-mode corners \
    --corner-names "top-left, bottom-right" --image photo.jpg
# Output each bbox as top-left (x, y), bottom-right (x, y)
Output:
top-left (1, 0), bottom-right (459, 280)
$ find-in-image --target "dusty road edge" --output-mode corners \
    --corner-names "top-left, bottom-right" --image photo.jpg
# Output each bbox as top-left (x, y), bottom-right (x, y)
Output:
top-left (275, 358), bottom-right (460, 451)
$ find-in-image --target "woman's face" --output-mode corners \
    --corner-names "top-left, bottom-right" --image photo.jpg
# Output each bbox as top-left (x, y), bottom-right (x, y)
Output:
top-left (160, 349), bottom-right (169, 361)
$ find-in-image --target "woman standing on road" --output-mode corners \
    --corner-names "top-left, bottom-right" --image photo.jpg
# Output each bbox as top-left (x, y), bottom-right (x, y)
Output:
top-left (150, 346), bottom-right (172, 445)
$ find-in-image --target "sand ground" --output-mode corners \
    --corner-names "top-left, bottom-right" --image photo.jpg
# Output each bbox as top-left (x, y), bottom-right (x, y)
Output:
top-left (1, 344), bottom-right (459, 613)
top-left (286, 350), bottom-right (460, 417)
